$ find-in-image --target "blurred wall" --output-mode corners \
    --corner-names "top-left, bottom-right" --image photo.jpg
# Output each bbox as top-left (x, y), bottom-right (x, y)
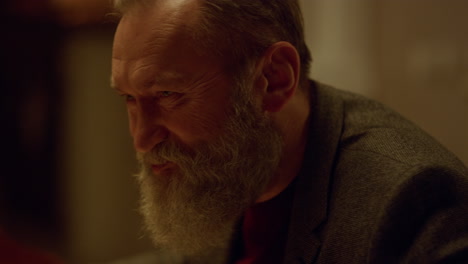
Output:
top-left (301, 0), bottom-right (468, 165)
top-left (58, 27), bottom-right (153, 263)
top-left (302, 0), bottom-right (378, 96)
top-left (376, 0), bottom-right (468, 165)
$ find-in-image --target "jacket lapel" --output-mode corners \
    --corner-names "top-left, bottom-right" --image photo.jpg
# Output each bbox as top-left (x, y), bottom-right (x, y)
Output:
top-left (283, 82), bottom-right (344, 264)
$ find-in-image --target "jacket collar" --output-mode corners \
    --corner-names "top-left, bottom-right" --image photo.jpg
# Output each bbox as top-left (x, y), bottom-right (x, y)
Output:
top-left (283, 81), bottom-right (344, 264)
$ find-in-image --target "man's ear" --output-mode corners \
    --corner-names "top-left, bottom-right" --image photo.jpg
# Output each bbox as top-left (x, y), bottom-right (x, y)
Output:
top-left (254, 41), bottom-right (300, 113)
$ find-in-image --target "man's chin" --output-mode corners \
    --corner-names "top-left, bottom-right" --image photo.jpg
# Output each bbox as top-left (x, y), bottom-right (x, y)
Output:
top-left (149, 222), bottom-right (235, 259)
top-left (136, 167), bottom-right (243, 258)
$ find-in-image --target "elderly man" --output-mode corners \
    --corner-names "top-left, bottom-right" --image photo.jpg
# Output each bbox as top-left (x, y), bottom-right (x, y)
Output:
top-left (110, 0), bottom-right (468, 263)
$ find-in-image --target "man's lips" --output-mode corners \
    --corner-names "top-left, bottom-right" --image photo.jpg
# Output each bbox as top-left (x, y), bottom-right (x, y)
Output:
top-left (151, 162), bottom-right (174, 174)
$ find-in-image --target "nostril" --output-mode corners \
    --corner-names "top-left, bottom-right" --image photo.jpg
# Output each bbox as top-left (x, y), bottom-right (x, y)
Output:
top-left (133, 126), bottom-right (169, 153)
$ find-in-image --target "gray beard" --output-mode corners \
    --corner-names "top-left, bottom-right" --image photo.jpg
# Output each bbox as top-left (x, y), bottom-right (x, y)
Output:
top-left (134, 85), bottom-right (283, 260)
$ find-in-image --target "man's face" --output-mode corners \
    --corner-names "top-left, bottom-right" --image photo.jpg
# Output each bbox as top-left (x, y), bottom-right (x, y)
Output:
top-left (112, 6), bottom-right (233, 153)
top-left (111, 4), bottom-right (283, 257)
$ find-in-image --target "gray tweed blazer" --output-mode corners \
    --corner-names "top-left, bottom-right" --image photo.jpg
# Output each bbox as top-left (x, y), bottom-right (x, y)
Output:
top-left (282, 82), bottom-right (468, 264)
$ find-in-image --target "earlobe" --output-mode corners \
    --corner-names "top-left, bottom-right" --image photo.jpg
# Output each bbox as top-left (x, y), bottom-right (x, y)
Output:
top-left (260, 42), bottom-right (300, 113)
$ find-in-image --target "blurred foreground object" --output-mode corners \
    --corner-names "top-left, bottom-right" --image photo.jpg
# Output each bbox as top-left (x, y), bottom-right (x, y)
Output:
top-left (0, 229), bottom-right (64, 264)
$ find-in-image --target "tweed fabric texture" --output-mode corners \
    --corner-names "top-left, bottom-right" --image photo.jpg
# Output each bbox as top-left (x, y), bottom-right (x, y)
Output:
top-left (282, 82), bottom-right (468, 264)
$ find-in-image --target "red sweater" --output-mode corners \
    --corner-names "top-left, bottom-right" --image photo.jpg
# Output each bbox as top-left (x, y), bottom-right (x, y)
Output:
top-left (235, 184), bottom-right (295, 264)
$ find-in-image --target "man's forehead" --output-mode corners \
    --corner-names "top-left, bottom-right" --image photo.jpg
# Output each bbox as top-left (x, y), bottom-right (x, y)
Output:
top-left (113, 0), bottom-right (201, 59)
top-left (111, 0), bottom-right (214, 91)
top-left (118, 0), bottom-right (201, 30)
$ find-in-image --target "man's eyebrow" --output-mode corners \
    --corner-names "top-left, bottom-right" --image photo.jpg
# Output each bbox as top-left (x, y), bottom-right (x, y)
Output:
top-left (151, 71), bottom-right (186, 85)
top-left (109, 72), bottom-right (186, 91)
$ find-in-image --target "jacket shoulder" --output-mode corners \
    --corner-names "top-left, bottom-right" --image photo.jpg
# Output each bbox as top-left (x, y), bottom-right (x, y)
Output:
top-left (314, 84), bottom-right (468, 263)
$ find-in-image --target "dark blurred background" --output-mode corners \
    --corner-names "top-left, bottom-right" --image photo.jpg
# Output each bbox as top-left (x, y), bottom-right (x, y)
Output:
top-left (0, 0), bottom-right (466, 263)
top-left (0, 0), bottom-right (152, 263)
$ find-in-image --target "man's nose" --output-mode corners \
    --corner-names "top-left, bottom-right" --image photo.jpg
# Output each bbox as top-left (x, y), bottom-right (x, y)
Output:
top-left (131, 110), bottom-right (168, 153)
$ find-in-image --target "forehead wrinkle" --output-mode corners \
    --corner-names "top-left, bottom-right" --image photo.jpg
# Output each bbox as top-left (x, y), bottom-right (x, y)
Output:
top-left (144, 17), bottom-right (196, 50)
top-left (141, 29), bottom-right (176, 57)
top-left (130, 60), bottom-right (186, 90)
top-left (144, 71), bottom-right (187, 88)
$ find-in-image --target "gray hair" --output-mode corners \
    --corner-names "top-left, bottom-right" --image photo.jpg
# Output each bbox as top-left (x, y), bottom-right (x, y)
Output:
top-left (113, 0), bottom-right (312, 87)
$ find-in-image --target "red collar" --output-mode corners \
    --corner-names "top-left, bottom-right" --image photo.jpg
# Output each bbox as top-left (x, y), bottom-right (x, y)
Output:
top-left (235, 183), bottom-right (295, 264)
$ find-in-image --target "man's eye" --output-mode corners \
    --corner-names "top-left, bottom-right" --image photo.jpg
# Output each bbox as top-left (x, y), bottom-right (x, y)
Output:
top-left (160, 91), bottom-right (174, 97)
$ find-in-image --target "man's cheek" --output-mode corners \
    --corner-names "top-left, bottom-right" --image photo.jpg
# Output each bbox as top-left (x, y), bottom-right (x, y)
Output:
top-left (171, 110), bottom-right (225, 142)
